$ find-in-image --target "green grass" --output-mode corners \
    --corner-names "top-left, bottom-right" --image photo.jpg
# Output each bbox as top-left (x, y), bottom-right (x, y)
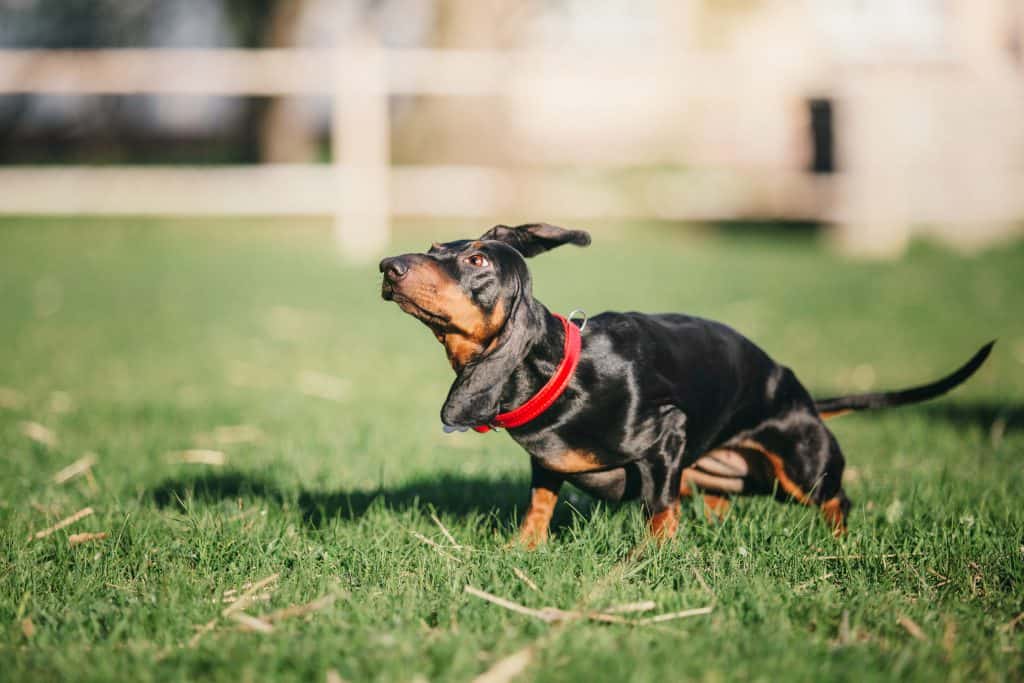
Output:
top-left (0, 217), bottom-right (1022, 682)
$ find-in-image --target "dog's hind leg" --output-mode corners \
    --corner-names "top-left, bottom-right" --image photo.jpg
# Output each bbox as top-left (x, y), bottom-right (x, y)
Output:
top-left (819, 490), bottom-right (851, 535)
top-left (729, 422), bottom-right (852, 537)
top-left (681, 449), bottom-right (755, 522)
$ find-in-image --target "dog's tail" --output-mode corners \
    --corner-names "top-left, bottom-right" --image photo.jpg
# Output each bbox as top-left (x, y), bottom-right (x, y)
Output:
top-left (815, 341), bottom-right (995, 420)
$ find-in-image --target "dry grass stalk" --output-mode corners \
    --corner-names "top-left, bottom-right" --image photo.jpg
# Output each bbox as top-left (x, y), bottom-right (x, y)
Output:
top-left (577, 611), bottom-right (633, 625)
top-left (464, 586), bottom-right (710, 627)
top-left (796, 572), bottom-right (834, 592)
top-left (692, 567), bottom-right (715, 597)
top-left (222, 573), bottom-right (280, 616)
top-left (190, 575), bottom-right (280, 646)
top-left (969, 561), bottom-right (985, 597)
top-left (188, 618), bottom-right (218, 648)
top-left (20, 421), bottom-right (57, 447)
top-left (167, 449), bottom-right (226, 466)
top-left (465, 586), bottom-right (564, 623)
top-left (411, 532), bottom-right (463, 563)
top-left (231, 612), bottom-right (274, 633)
top-left (473, 645), bottom-right (534, 683)
top-left (264, 593), bottom-right (337, 623)
top-left (807, 552), bottom-right (924, 561)
top-left (225, 579), bottom-right (272, 596)
top-left (68, 531), bottom-right (108, 547)
top-left (636, 606), bottom-right (714, 625)
top-left (473, 548), bottom-right (673, 682)
top-left (898, 615), bottom-right (927, 641)
top-left (430, 512), bottom-right (465, 550)
top-left (84, 469), bottom-right (100, 494)
top-left (943, 618), bottom-right (957, 657)
top-left (214, 592), bottom-right (271, 604)
top-left (29, 506), bottom-right (94, 540)
top-left (53, 453), bottom-right (97, 484)
top-left (602, 601), bottom-right (657, 614)
top-left (512, 568), bottom-right (540, 593)
top-left (1000, 612), bottom-right (1024, 632)
top-left (20, 618), bottom-right (35, 639)
top-left (836, 609), bottom-right (853, 647)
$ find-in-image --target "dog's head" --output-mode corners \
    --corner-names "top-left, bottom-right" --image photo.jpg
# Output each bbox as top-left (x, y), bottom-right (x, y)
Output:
top-left (380, 223), bottom-right (590, 427)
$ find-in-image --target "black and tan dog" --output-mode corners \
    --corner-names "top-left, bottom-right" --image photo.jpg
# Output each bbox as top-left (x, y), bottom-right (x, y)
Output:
top-left (380, 224), bottom-right (993, 546)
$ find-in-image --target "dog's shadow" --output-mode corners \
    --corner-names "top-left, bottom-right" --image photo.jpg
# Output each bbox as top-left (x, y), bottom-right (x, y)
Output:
top-left (147, 402), bottom-right (1019, 533)
top-left (148, 471), bottom-right (591, 532)
top-left (916, 401), bottom-right (1024, 432)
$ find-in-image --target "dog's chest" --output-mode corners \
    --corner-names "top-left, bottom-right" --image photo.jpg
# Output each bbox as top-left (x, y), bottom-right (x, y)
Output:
top-left (515, 408), bottom-right (684, 475)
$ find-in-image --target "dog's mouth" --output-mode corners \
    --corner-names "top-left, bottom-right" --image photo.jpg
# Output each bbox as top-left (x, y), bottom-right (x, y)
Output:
top-left (384, 288), bottom-right (451, 331)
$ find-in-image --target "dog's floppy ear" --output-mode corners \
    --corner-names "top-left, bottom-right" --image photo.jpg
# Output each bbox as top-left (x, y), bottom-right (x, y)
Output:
top-left (440, 276), bottom-right (538, 428)
top-left (480, 223), bottom-right (591, 258)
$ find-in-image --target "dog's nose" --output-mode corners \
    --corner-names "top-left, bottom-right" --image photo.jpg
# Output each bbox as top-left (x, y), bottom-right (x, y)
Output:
top-left (379, 256), bottom-right (409, 282)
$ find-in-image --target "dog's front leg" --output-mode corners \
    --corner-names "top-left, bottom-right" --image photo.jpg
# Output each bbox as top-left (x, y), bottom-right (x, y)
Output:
top-left (516, 461), bottom-right (563, 549)
top-left (647, 463), bottom-right (684, 541)
top-left (646, 418), bottom-right (688, 542)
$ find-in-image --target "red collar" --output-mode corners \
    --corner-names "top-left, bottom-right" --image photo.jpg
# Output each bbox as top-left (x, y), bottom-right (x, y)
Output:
top-left (473, 313), bottom-right (582, 433)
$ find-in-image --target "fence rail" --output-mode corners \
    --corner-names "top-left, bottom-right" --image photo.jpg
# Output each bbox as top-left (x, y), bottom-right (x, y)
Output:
top-left (0, 46), bottom-right (767, 258)
top-left (0, 48), bottom-right (738, 96)
top-left (0, 165), bottom-right (828, 220)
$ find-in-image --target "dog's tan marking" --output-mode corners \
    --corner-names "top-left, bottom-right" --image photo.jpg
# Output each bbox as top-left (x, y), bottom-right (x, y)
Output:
top-left (393, 259), bottom-right (508, 369)
top-left (735, 439), bottom-right (814, 505)
top-left (436, 288), bottom-right (505, 370)
top-left (518, 486), bottom-right (558, 549)
top-left (543, 449), bottom-right (604, 474)
top-left (443, 334), bottom-right (487, 370)
top-left (819, 496), bottom-right (847, 537)
top-left (819, 409), bottom-right (852, 421)
top-left (649, 505), bottom-right (680, 541)
top-left (703, 494), bottom-right (731, 522)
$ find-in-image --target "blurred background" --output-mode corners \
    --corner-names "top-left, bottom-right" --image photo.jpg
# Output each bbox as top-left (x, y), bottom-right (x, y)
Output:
top-left (2, 7), bottom-right (1024, 682)
top-left (1, 0), bottom-right (1022, 258)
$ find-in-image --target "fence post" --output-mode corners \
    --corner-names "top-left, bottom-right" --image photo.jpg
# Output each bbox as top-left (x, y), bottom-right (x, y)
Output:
top-left (333, 31), bottom-right (390, 261)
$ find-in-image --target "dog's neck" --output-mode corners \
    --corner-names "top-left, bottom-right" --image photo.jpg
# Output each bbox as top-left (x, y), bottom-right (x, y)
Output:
top-left (495, 302), bottom-right (568, 415)
top-left (439, 294), bottom-right (571, 429)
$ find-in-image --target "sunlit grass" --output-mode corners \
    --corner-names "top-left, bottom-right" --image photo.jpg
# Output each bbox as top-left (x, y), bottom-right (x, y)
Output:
top-left (0, 217), bottom-right (1021, 682)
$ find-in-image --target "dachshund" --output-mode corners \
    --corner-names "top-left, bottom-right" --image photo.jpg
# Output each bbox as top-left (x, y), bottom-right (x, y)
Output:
top-left (380, 224), bottom-right (993, 546)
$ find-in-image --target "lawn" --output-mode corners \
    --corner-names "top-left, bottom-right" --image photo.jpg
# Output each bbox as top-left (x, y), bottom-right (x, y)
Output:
top-left (0, 217), bottom-right (1022, 682)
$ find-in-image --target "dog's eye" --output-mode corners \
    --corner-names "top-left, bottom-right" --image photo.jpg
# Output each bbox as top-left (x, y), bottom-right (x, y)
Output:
top-left (465, 254), bottom-right (490, 268)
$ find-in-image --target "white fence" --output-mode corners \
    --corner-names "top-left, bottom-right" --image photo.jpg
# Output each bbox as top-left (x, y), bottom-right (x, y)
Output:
top-left (0, 46), bottom-right (829, 259)
top-left (1, 45), bottom-right (1021, 258)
